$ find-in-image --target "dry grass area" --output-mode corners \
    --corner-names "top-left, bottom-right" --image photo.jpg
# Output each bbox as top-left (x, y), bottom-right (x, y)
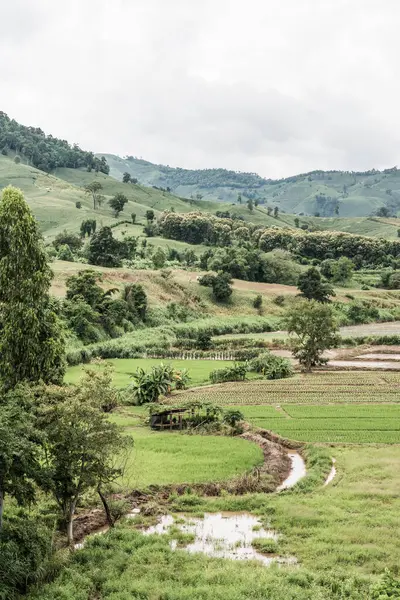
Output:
top-left (50, 262), bottom-right (289, 317)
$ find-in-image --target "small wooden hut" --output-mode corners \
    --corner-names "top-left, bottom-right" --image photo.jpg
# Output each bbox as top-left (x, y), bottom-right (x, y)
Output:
top-left (150, 407), bottom-right (188, 430)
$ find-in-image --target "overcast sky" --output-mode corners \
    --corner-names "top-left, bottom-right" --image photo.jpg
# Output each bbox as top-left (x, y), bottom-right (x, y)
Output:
top-left (2, 0), bottom-right (400, 178)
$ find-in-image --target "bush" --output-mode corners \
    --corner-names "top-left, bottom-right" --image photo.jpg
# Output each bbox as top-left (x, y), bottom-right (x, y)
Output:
top-left (370, 570), bottom-right (400, 599)
top-left (0, 513), bottom-right (55, 599)
top-left (57, 244), bottom-right (74, 262)
top-left (53, 230), bottom-right (83, 251)
top-left (193, 331), bottom-right (212, 350)
top-left (126, 363), bottom-right (190, 405)
top-left (222, 408), bottom-right (244, 428)
top-left (249, 352), bottom-right (293, 380)
top-left (273, 295), bottom-right (285, 306)
top-left (75, 201), bottom-right (82, 209)
top-left (252, 294), bottom-right (263, 309)
top-left (198, 271), bottom-right (233, 302)
top-left (210, 363), bottom-right (247, 384)
top-left (346, 302), bottom-right (380, 324)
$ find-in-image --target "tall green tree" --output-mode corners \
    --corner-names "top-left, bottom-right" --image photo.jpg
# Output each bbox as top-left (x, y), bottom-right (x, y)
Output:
top-left (84, 181), bottom-right (104, 209)
top-left (146, 209), bottom-right (155, 222)
top-left (284, 300), bottom-right (339, 371)
top-left (122, 172), bottom-right (131, 183)
top-left (0, 187), bottom-right (65, 388)
top-left (0, 386), bottom-right (42, 531)
top-left (39, 382), bottom-right (131, 546)
top-left (88, 226), bottom-right (123, 267)
top-left (297, 267), bottom-right (334, 302)
top-left (109, 193), bottom-right (128, 217)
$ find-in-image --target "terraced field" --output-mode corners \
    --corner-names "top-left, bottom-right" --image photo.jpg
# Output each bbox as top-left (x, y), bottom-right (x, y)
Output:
top-left (176, 372), bottom-right (400, 443)
top-left (177, 372), bottom-right (400, 406)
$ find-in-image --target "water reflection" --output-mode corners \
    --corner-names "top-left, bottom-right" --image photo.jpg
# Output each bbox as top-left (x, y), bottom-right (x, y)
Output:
top-left (144, 512), bottom-right (296, 567)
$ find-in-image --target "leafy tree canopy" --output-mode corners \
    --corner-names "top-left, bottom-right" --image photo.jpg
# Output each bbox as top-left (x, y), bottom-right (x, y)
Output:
top-left (297, 267), bottom-right (335, 302)
top-left (0, 186), bottom-right (65, 388)
top-left (284, 300), bottom-right (339, 371)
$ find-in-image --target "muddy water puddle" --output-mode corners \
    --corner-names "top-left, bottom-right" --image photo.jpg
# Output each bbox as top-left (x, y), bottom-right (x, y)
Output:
top-left (144, 512), bottom-right (296, 566)
top-left (277, 452), bottom-right (306, 491)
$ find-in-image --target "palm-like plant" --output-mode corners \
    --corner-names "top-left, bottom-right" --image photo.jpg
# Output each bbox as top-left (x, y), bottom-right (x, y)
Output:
top-left (128, 364), bottom-right (174, 405)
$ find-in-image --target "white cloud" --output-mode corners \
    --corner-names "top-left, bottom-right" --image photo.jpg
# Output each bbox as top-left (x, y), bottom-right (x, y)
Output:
top-left (1, 0), bottom-right (400, 177)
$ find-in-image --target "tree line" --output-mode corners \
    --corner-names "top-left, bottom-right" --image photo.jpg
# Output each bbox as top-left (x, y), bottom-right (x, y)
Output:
top-left (158, 211), bottom-right (400, 266)
top-left (0, 112), bottom-right (109, 174)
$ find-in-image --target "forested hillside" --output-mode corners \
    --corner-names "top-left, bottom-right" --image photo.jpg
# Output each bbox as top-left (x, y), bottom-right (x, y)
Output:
top-left (0, 111), bottom-right (109, 173)
top-left (104, 153), bottom-right (400, 218)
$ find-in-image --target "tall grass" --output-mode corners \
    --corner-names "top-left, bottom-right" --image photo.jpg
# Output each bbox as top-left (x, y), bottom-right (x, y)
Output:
top-left (66, 317), bottom-right (279, 365)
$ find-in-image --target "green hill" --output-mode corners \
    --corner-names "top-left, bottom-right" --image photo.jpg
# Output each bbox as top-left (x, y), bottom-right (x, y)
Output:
top-left (0, 155), bottom-right (400, 239)
top-left (103, 154), bottom-right (400, 219)
top-left (2, 153), bottom-right (400, 241)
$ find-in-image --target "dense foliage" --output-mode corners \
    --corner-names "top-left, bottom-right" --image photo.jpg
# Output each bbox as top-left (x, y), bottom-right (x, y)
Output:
top-left (209, 363), bottom-right (248, 384)
top-left (159, 211), bottom-right (400, 267)
top-left (126, 363), bottom-right (190, 404)
top-left (0, 112), bottom-right (109, 173)
top-left (284, 300), bottom-right (339, 371)
top-left (249, 352), bottom-right (293, 379)
top-left (87, 226), bottom-right (136, 267)
top-left (0, 187), bottom-right (65, 387)
top-left (297, 267), bottom-right (335, 302)
top-left (64, 270), bottom-right (147, 342)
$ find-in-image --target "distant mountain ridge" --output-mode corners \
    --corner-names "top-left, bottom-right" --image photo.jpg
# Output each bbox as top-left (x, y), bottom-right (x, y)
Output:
top-left (102, 153), bottom-right (400, 218)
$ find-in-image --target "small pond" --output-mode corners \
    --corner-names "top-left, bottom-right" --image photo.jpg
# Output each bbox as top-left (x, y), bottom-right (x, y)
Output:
top-left (143, 512), bottom-right (296, 567)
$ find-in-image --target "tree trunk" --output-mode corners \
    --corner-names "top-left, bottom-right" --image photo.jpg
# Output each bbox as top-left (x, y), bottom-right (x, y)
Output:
top-left (98, 486), bottom-right (114, 528)
top-left (67, 501), bottom-right (77, 548)
top-left (0, 488), bottom-right (4, 532)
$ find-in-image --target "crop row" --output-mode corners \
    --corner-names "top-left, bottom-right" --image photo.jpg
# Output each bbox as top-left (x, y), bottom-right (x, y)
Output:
top-left (248, 418), bottom-right (400, 431)
top-left (182, 389), bottom-right (400, 405)
top-left (284, 405), bottom-right (400, 419)
top-left (272, 430), bottom-right (400, 444)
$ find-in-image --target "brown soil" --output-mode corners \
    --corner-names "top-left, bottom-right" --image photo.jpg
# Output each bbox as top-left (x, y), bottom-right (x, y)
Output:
top-left (240, 431), bottom-right (292, 483)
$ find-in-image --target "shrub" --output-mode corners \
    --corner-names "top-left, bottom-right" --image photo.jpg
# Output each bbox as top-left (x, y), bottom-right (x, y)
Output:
top-left (253, 294), bottom-right (263, 310)
top-left (346, 302), bottom-right (380, 324)
top-left (370, 570), bottom-right (400, 599)
top-left (0, 513), bottom-right (55, 599)
top-left (195, 331), bottom-right (213, 350)
top-left (53, 230), bottom-right (83, 251)
top-left (152, 248), bottom-right (166, 269)
top-left (57, 244), bottom-right (74, 262)
top-left (273, 295), bottom-right (285, 306)
top-left (249, 352), bottom-right (293, 380)
top-left (222, 408), bottom-right (244, 428)
top-left (209, 363), bottom-right (247, 384)
top-left (75, 201), bottom-right (82, 209)
top-left (198, 271), bottom-right (233, 302)
top-left (126, 363), bottom-right (190, 405)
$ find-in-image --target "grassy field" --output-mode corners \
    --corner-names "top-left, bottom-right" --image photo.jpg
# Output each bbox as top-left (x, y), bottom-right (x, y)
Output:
top-left (117, 425), bottom-right (263, 489)
top-left (30, 444), bottom-right (400, 599)
top-left (240, 404), bottom-right (400, 443)
top-left (65, 358), bottom-right (234, 388)
top-left (106, 406), bottom-right (263, 489)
